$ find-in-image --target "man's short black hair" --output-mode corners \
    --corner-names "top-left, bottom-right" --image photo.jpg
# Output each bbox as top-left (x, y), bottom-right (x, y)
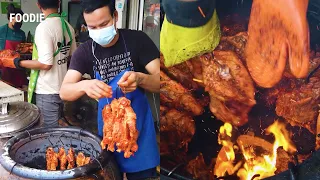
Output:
top-left (38, 0), bottom-right (60, 10)
top-left (81, 0), bottom-right (115, 16)
top-left (6, 3), bottom-right (23, 20)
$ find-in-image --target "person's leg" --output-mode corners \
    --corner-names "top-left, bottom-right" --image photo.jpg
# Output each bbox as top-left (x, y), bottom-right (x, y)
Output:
top-left (35, 94), bottom-right (61, 127)
top-left (126, 168), bottom-right (158, 180)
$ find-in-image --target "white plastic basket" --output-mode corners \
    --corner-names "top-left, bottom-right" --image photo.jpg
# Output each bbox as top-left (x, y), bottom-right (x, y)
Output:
top-left (0, 81), bottom-right (24, 104)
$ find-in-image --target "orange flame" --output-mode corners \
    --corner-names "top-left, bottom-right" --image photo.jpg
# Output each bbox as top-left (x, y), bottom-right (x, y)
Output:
top-left (214, 121), bottom-right (296, 180)
top-left (214, 123), bottom-right (241, 177)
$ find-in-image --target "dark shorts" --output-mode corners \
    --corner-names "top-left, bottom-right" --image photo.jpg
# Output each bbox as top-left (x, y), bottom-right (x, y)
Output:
top-left (35, 94), bottom-right (63, 127)
top-left (122, 168), bottom-right (159, 180)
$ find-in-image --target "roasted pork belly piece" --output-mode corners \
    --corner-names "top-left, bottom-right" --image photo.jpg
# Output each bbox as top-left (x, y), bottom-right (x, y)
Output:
top-left (200, 51), bottom-right (256, 126)
top-left (160, 71), bottom-right (204, 116)
top-left (276, 77), bottom-right (320, 133)
top-left (160, 106), bottom-right (195, 151)
top-left (160, 54), bottom-right (200, 90)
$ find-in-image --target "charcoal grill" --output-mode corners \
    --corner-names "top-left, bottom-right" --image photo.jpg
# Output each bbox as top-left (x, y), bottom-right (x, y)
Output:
top-left (0, 127), bottom-right (121, 180)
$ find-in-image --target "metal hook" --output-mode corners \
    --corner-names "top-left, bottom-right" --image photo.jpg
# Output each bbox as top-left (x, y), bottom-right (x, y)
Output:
top-left (168, 163), bottom-right (184, 176)
top-left (85, 143), bottom-right (95, 157)
top-left (25, 130), bottom-right (31, 141)
top-left (116, 86), bottom-right (125, 99)
top-left (9, 163), bottom-right (17, 175)
top-left (48, 134), bottom-right (54, 146)
top-left (251, 174), bottom-right (260, 180)
top-left (58, 134), bottom-right (65, 145)
top-left (70, 138), bottom-right (73, 147)
top-left (92, 174), bottom-right (99, 179)
top-left (91, 157), bottom-right (103, 171)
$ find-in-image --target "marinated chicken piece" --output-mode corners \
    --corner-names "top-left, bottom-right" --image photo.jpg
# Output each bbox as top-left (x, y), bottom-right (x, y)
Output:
top-left (187, 153), bottom-right (212, 180)
top-left (58, 147), bottom-right (67, 170)
top-left (160, 54), bottom-right (199, 90)
top-left (15, 43), bottom-right (33, 53)
top-left (101, 105), bottom-right (114, 150)
top-left (46, 147), bottom-right (58, 171)
top-left (76, 152), bottom-right (90, 167)
top-left (200, 51), bottom-right (256, 126)
top-left (276, 77), bottom-right (320, 134)
top-left (101, 97), bottom-right (139, 158)
top-left (245, 0), bottom-right (310, 88)
top-left (67, 148), bottom-right (75, 169)
top-left (160, 71), bottom-right (204, 116)
top-left (160, 106), bottom-right (195, 151)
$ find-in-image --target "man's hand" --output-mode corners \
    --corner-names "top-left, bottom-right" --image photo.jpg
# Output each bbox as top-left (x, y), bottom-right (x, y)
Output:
top-left (117, 71), bottom-right (141, 93)
top-left (83, 79), bottom-right (113, 99)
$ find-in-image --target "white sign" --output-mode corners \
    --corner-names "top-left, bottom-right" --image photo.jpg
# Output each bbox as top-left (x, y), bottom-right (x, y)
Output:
top-left (10, 13), bottom-right (45, 23)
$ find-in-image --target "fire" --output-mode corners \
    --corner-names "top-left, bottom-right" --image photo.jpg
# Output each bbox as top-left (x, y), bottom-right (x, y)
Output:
top-left (214, 123), bottom-right (237, 177)
top-left (214, 121), bottom-right (296, 180)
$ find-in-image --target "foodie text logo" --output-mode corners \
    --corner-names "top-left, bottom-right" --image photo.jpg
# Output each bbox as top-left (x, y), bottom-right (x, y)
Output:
top-left (10, 13), bottom-right (45, 23)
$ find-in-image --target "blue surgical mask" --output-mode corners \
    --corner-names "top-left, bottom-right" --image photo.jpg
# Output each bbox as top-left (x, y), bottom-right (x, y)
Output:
top-left (89, 23), bottom-right (117, 46)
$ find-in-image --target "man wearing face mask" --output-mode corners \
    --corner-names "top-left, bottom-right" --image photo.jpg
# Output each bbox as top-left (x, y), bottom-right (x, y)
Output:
top-left (60, 0), bottom-right (160, 179)
top-left (0, 4), bottom-right (27, 88)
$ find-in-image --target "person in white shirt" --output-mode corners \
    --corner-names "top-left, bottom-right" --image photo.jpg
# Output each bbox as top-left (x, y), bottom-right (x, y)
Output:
top-left (15, 0), bottom-right (76, 127)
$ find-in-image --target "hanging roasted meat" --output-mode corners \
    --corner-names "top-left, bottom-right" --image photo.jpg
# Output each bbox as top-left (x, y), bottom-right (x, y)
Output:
top-left (46, 147), bottom-right (59, 171)
top-left (67, 148), bottom-right (75, 169)
top-left (58, 147), bottom-right (67, 170)
top-left (101, 97), bottom-right (139, 158)
top-left (276, 77), bottom-right (320, 134)
top-left (200, 51), bottom-right (256, 126)
top-left (245, 0), bottom-right (310, 88)
top-left (160, 71), bottom-right (204, 116)
top-left (76, 152), bottom-right (90, 167)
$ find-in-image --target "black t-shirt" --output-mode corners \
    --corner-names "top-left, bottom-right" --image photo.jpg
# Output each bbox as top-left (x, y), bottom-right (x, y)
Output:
top-left (69, 29), bottom-right (159, 83)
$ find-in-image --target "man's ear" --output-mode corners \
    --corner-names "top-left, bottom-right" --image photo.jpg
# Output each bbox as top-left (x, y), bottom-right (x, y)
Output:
top-left (114, 10), bottom-right (119, 23)
top-left (36, 2), bottom-right (41, 10)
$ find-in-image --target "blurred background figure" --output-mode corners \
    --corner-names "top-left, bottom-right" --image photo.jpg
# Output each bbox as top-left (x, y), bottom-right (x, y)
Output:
top-left (0, 3), bottom-right (27, 88)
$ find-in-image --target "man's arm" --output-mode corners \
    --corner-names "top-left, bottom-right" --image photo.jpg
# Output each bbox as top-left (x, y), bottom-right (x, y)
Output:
top-left (60, 70), bottom-right (113, 101)
top-left (60, 70), bottom-right (87, 101)
top-left (118, 58), bottom-right (160, 93)
top-left (19, 60), bottom-right (52, 70)
top-left (137, 59), bottom-right (160, 93)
